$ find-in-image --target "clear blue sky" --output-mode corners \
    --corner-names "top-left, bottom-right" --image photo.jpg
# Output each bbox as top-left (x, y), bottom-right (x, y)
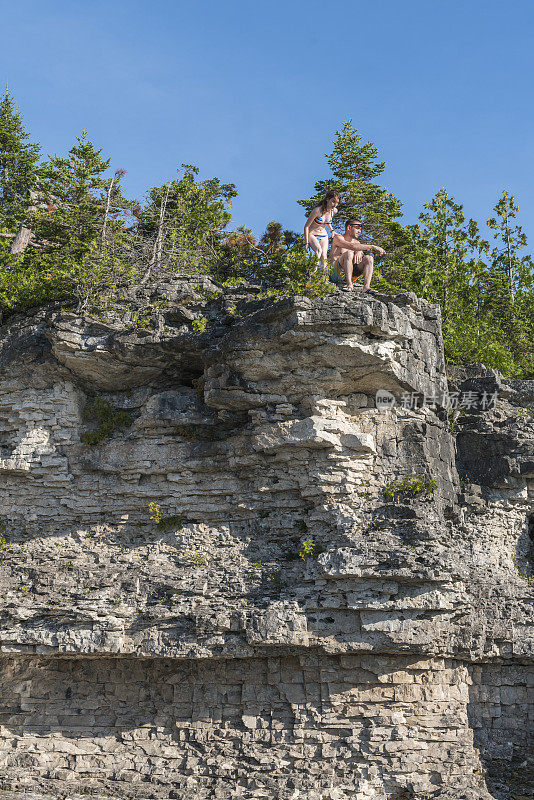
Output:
top-left (1, 0), bottom-right (533, 242)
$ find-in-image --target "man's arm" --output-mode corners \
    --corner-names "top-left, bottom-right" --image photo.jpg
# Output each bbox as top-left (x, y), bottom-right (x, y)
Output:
top-left (332, 233), bottom-right (385, 256)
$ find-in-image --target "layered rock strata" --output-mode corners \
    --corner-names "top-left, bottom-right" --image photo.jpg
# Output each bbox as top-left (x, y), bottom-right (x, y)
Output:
top-left (0, 279), bottom-right (532, 799)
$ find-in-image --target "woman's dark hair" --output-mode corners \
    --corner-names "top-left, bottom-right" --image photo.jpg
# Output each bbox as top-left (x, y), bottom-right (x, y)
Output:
top-left (321, 190), bottom-right (340, 214)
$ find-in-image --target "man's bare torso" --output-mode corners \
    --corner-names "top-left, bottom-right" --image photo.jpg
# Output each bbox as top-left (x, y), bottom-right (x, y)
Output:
top-left (330, 235), bottom-right (363, 265)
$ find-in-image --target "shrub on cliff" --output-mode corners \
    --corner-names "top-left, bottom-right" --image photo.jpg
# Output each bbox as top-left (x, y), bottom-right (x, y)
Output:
top-left (0, 250), bottom-right (77, 313)
top-left (214, 220), bottom-right (303, 285)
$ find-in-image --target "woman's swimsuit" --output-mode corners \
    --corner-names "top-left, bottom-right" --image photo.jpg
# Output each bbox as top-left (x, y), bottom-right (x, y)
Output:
top-left (311, 211), bottom-right (333, 239)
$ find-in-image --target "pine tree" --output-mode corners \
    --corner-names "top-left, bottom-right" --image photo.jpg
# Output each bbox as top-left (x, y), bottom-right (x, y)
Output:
top-left (465, 219), bottom-right (490, 313)
top-left (142, 165), bottom-right (236, 245)
top-left (101, 168), bottom-right (130, 248)
top-left (485, 192), bottom-right (534, 372)
top-left (417, 189), bottom-right (470, 311)
top-left (382, 189), bottom-right (508, 370)
top-left (298, 120), bottom-right (403, 245)
top-left (463, 218), bottom-right (492, 357)
top-left (138, 165), bottom-right (237, 279)
top-left (487, 190), bottom-right (532, 302)
top-left (33, 131), bottom-right (110, 261)
top-left (0, 88), bottom-right (41, 233)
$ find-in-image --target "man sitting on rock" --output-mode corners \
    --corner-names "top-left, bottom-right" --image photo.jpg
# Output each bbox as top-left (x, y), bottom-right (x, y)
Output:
top-left (330, 218), bottom-right (385, 294)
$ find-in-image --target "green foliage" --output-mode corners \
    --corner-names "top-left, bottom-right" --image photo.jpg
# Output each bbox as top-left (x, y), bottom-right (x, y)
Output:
top-left (381, 190), bottom-right (475, 315)
top-left (266, 569), bottom-right (284, 588)
top-left (222, 276), bottom-right (248, 287)
top-left (251, 246), bottom-right (336, 302)
top-left (383, 475), bottom-right (438, 501)
top-left (299, 538), bottom-right (323, 560)
top-left (139, 164), bottom-right (237, 276)
top-left (186, 549), bottom-right (208, 566)
top-left (32, 131), bottom-right (111, 261)
top-left (380, 188), bottom-right (534, 377)
top-left (0, 88), bottom-right (41, 232)
top-left (487, 191), bottom-right (533, 301)
top-left (0, 520), bottom-right (7, 553)
top-left (0, 94), bottom-right (533, 381)
top-left (513, 555), bottom-right (534, 584)
top-left (277, 246), bottom-right (334, 294)
top-left (298, 120), bottom-right (403, 250)
top-left (256, 221), bottom-right (302, 283)
top-left (148, 502), bottom-right (162, 525)
top-left (151, 587), bottom-right (171, 604)
top-left (417, 189), bottom-right (469, 311)
top-left (0, 132), bottom-right (130, 316)
top-left (192, 316), bottom-right (208, 333)
top-left (194, 286), bottom-right (223, 301)
top-left (514, 406), bottom-right (534, 419)
top-left (130, 310), bottom-right (152, 329)
top-left (0, 249), bottom-right (77, 313)
top-left (447, 410), bottom-right (465, 433)
top-left (214, 226), bottom-right (257, 281)
top-left (214, 220), bottom-right (303, 284)
top-left (148, 504), bottom-right (184, 532)
top-left (156, 514), bottom-right (183, 531)
top-left (366, 521), bottom-right (381, 532)
top-left (81, 397), bottom-right (133, 446)
top-left (484, 191), bottom-right (534, 372)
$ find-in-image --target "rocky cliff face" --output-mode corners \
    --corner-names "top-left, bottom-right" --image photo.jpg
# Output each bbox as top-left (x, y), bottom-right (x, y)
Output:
top-left (0, 279), bottom-right (532, 800)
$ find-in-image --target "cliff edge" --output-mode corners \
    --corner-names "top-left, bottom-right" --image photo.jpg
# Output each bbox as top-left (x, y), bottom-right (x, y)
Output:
top-left (0, 279), bottom-right (532, 800)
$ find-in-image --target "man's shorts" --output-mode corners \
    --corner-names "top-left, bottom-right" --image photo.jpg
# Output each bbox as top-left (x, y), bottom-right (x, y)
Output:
top-left (331, 257), bottom-right (365, 282)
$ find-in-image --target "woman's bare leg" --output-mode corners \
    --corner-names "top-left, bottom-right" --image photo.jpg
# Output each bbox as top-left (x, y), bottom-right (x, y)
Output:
top-left (307, 233), bottom-right (322, 270)
top-left (319, 235), bottom-right (329, 274)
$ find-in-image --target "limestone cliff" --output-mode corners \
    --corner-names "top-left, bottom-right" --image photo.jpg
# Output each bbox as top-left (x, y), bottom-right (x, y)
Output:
top-left (0, 278), bottom-right (532, 800)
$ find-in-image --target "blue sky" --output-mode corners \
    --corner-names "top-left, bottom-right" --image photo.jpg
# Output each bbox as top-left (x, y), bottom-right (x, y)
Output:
top-left (1, 0), bottom-right (533, 243)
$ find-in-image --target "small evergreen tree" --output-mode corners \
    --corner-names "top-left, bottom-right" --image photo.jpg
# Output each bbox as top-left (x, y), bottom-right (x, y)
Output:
top-left (465, 218), bottom-right (490, 314)
top-left (256, 221), bottom-right (301, 283)
top-left (485, 192), bottom-right (534, 372)
top-left (298, 120), bottom-right (403, 246)
top-left (487, 190), bottom-right (532, 302)
top-left (0, 88), bottom-right (41, 234)
top-left (417, 188), bottom-right (470, 312)
top-left (141, 165), bottom-right (236, 248)
top-left (214, 220), bottom-right (302, 283)
top-left (137, 164), bottom-right (237, 280)
top-left (214, 226), bottom-right (259, 282)
top-left (33, 131), bottom-right (111, 261)
top-left (101, 167), bottom-right (130, 248)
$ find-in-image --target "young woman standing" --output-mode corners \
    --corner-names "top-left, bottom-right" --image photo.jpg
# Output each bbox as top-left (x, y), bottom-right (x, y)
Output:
top-left (304, 190), bottom-right (340, 273)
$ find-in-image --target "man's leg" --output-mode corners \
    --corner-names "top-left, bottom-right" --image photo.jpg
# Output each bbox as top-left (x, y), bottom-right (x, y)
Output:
top-left (339, 251), bottom-right (355, 287)
top-left (361, 255), bottom-right (374, 292)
